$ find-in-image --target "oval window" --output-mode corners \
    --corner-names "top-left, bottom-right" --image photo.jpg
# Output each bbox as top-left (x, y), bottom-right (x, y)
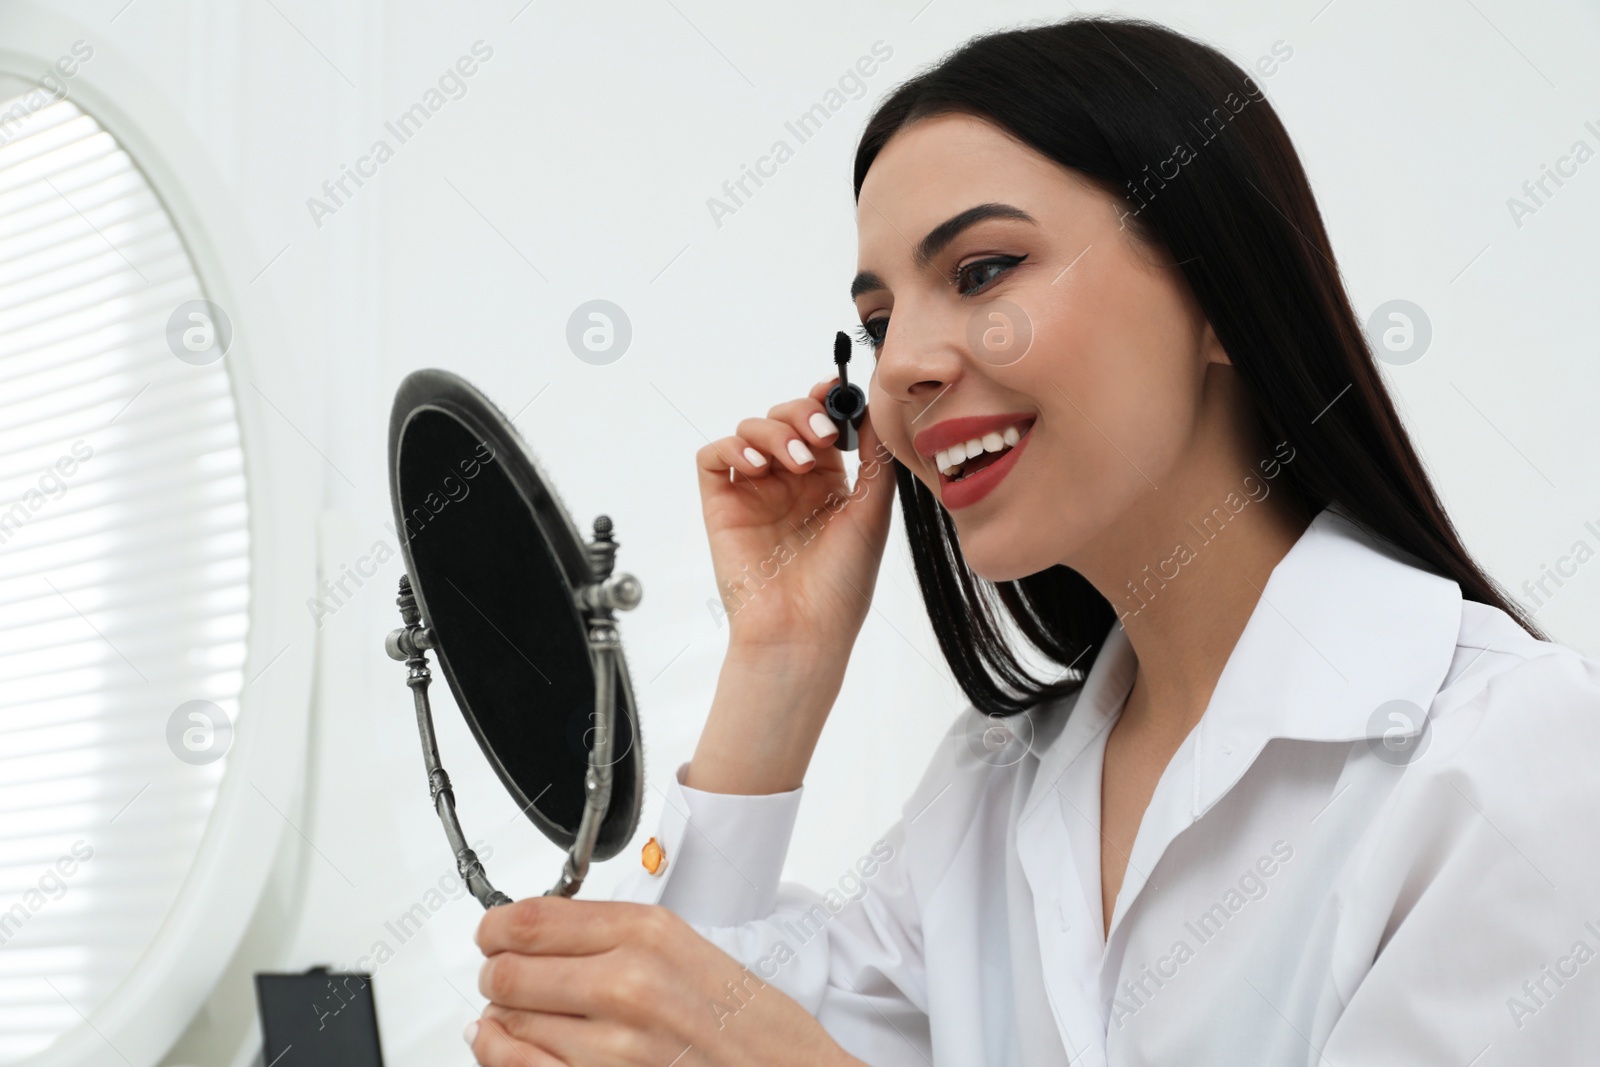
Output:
top-left (0, 92), bottom-right (250, 1060)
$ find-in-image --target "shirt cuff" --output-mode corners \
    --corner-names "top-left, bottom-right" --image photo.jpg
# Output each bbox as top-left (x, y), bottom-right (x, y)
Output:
top-left (608, 760), bottom-right (804, 927)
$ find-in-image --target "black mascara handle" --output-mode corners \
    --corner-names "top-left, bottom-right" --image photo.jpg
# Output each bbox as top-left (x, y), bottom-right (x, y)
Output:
top-left (825, 383), bottom-right (866, 451)
top-left (826, 330), bottom-right (867, 451)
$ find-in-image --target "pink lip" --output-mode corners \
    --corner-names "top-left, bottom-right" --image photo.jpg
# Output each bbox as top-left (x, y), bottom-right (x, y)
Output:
top-left (912, 412), bottom-right (1037, 459)
top-left (936, 420), bottom-right (1034, 511)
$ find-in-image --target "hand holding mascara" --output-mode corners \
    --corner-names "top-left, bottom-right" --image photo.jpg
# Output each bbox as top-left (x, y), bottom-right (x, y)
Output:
top-left (824, 330), bottom-right (867, 451)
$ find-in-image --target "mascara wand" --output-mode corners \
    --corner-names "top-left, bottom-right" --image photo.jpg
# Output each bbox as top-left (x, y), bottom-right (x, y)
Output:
top-left (824, 330), bottom-right (868, 452)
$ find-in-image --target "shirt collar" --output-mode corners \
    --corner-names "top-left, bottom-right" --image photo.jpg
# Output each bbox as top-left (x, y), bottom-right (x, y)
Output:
top-left (1021, 502), bottom-right (1464, 822)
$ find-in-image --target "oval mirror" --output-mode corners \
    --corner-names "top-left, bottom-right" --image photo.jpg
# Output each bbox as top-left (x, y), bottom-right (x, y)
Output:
top-left (385, 368), bottom-right (644, 905)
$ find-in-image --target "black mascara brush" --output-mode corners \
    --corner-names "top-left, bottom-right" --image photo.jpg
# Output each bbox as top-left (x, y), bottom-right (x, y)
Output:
top-left (824, 330), bottom-right (867, 452)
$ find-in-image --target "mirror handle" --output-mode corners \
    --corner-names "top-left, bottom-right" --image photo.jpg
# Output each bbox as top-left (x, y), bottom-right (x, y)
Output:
top-left (388, 575), bottom-right (514, 909)
top-left (386, 514), bottom-right (644, 909)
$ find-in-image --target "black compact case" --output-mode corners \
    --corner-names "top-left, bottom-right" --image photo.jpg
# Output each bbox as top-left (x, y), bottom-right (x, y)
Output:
top-left (255, 968), bottom-right (385, 1065)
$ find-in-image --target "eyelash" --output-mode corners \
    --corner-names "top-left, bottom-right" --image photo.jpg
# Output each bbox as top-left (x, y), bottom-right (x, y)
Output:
top-left (851, 321), bottom-right (884, 349)
top-left (853, 253), bottom-right (1027, 351)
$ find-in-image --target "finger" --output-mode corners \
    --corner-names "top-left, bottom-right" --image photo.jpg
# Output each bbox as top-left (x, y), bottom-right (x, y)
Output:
top-left (696, 435), bottom-right (772, 481)
top-left (735, 416), bottom-right (820, 474)
top-left (483, 1007), bottom-right (626, 1067)
top-left (484, 1005), bottom-right (597, 1055)
top-left (469, 1012), bottom-right (564, 1067)
top-left (766, 396), bottom-right (839, 448)
top-left (842, 415), bottom-right (898, 523)
top-left (476, 896), bottom-right (643, 957)
top-left (478, 951), bottom-right (602, 1016)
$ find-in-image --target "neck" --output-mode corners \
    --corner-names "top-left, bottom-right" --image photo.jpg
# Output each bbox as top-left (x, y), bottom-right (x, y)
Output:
top-left (1066, 414), bottom-right (1314, 738)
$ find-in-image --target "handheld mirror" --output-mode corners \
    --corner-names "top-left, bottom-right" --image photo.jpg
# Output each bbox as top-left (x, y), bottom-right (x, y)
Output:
top-left (384, 368), bottom-right (644, 906)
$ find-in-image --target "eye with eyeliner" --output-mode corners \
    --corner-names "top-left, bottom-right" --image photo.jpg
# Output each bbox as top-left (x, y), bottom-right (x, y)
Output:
top-left (951, 253), bottom-right (1027, 295)
top-left (852, 253), bottom-right (1027, 352)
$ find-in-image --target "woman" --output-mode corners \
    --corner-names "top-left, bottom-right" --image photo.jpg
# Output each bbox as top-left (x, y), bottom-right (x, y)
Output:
top-left (466, 15), bottom-right (1600, 1066)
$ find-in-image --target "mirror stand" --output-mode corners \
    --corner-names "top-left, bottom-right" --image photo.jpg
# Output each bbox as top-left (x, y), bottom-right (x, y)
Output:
top-left (385, 515), bottom-right (643, 910)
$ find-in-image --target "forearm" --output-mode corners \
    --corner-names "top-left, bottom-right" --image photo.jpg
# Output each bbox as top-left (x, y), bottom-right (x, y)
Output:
top-left (685, 645), bottom-right (847, 795)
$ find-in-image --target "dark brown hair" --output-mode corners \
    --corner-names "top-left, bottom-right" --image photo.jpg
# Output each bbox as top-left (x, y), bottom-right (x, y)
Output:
top-left (852, 16), bottom-right (1543, 717)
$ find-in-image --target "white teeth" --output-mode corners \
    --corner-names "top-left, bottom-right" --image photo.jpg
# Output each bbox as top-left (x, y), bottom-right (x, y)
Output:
top-left (935, 421), bottom-right (1030, 478)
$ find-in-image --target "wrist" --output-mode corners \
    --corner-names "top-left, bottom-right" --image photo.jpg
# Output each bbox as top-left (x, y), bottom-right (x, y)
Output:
top-left (722, 637), bottom-right (849, 680)
top-left (685, 651), bottom-right (846, 795)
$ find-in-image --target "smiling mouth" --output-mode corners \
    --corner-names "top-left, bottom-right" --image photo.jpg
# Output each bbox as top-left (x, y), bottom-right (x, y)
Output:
top-left (935, 418), bottom-right (1034, 482)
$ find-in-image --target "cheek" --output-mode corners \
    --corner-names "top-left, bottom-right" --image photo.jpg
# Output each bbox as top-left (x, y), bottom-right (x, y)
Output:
top-left (866, 383), bottom-right (914, 470)
top-left (1016, 281), bottom-right (1202, 476)
top-left (972, 309), bottom-right (1188, 563)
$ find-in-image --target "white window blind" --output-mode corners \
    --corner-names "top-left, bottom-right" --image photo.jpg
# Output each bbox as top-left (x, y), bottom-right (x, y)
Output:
top-left (0, 94), bottom-right (250, 1061)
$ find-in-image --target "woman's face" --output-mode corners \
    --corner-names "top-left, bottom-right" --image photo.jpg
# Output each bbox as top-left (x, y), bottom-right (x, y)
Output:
top-left (854, 111), bottom-right (1238, 584)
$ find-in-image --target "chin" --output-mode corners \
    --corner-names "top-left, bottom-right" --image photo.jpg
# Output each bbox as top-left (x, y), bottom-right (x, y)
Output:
top-left (958, 542), bottom-right (1052, 584)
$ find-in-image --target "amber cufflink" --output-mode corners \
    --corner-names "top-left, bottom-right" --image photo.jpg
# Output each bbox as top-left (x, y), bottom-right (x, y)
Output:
top-left (641, 836), bottom-right (666, 875)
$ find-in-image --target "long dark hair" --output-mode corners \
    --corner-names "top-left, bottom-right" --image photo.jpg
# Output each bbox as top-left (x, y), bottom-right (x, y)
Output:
top-left (852, 16), bottom-right (1543, 717)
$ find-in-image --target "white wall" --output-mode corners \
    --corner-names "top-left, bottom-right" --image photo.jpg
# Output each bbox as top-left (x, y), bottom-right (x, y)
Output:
top-left (1, 0), bottom-right (1597, 1064)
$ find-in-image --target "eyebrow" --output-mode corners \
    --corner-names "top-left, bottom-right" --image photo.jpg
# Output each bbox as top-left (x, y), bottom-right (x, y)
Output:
top-left (849, 202), bottom-right (1037, 300)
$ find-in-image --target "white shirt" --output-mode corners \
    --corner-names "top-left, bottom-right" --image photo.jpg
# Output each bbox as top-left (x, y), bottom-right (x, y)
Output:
top-left (611, 505), bottom-right (1600, 1065)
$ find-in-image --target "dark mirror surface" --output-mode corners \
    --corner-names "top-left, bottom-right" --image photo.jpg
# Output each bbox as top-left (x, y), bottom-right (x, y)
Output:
top-left (389, 370), bottom-right (641, 859)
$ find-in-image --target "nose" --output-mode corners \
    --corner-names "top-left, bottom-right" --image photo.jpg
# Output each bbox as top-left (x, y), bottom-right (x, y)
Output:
top-left (870, 304), bottom-right (966, 409)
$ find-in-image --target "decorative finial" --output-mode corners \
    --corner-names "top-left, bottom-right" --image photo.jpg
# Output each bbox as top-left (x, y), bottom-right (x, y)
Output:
top-left (396, 574), bottom-right (419, 626)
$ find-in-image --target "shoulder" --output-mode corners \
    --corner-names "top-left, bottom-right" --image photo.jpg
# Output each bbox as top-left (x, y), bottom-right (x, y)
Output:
top-left (1376, 601), bottom-right (1600, 874)
top-left (1323, 605), bottom-right (1600, 1045)
top-left (1426, 600), bottom-right (1600, 761)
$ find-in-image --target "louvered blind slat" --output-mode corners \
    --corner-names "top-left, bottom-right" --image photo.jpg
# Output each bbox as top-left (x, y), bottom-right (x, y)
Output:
top-left (0, 95), bottom-right (251, 1064)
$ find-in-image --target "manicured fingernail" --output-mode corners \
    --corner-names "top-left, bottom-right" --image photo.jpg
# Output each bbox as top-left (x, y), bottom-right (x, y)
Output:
top-left (743, 446), bottom-right (767, 467)
top-left (463, 1020), bottom-right (479, 1045)
top-left (809, 412), bottom-right (838, 439)
top-left (787, 439), bottom-right (814, 465)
